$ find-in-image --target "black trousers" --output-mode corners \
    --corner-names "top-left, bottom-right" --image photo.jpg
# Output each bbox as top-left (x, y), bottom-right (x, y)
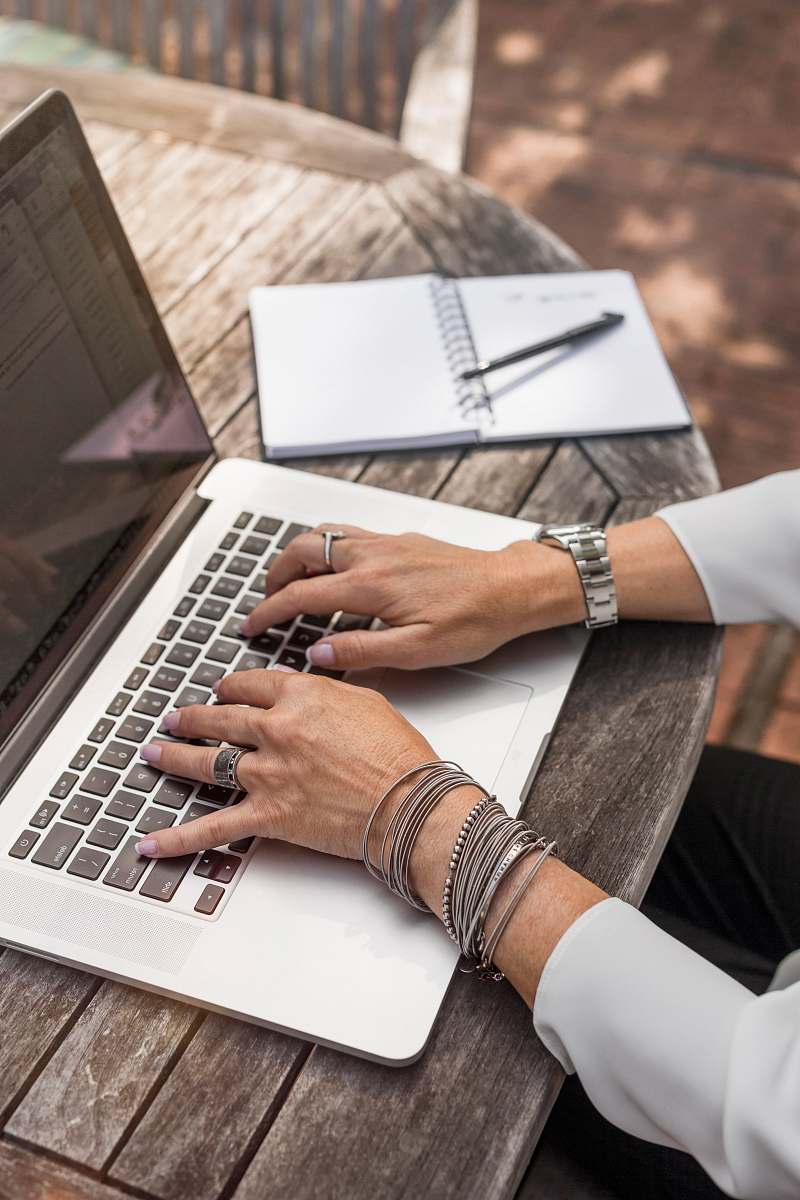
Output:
top-left (531, 745), bottom-right (800, 1200)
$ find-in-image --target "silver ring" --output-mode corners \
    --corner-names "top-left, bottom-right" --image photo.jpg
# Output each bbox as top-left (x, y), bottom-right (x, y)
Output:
top-left (322, 529), bottom-right (345, 571)
top-left (213, 747), bottom-right (250, 790)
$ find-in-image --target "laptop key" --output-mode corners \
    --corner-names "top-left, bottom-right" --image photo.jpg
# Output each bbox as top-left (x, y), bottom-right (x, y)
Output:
top-left (124, 666), bottom-right (148, 690)
top-left (194, 850), bottom-right (241, 884)
top-left (189, 574), bottom-right (211, 595)
top-left (133, 690), bottom-right (168, 717)
top-left (83, 767), bottom-right (120, 797)
top-left (228, 837), bottom-right (255, 854)
top-left (265, 552), bottom-right (280, 570)
top-left (181, 802), bottom-right (216, 823)
top-left (67, 846), bottom-right (110, 881)
top-left (277, 648), bottom-right (306, 671)
top-left (124, 765), bottom-right (162, 793)
top-left (87, 818), bottom-right (127, 851)
top-left (288, 625), bottom-right (323, 651)
top-left (197, 598), bottom-right (229, 622)
top-left (50, 771), bottom-right (79, 800)
top-left (140, 854), bottom-right (195, 902)
top-left (9, 830), bottom-right (40, 860)
top-left (234, 652), bottom-right (270, 672)
top-left (226, 555), bottom-right (255, 578)
top-left (30, 800), bottom-right (60, 829)
top-left (88, 717), bottom-right (115, 743)
top-left (117, 715), bottom-right (154, 744)
top-left (63, 794), bottom-right (102, 825)
top-left (150, 666), bottom-right (186, 693)
top-left (103, 837), bottom-right (151, 891)
top-left (174, 686), bottom-right (211, 708)
top-left (69, 744), bottom-right (96, 772)
top-left (197, 783), bottom-right (235, 806)
top-left (107, 691), bottom-right (132, 717)
top-left (191, 662), bottom-right (226, 688)
top-left (173, 596), bottom-right (196, 618)
top-left (159, 619), bottom-right (182, 640)
top-left (254, 515), bottom-right (282, 536)
top-left (240, 535), bottom-right (269, 557)
top-left (235, 593), bottom-right (260, 616)
top-left (253, 572), bottom-right (267, 593)
top-left (300, 613), bottom-right (334, 628)
top-left (249, 632), bottom-right (282, 656)
top-left (211, 576), bottom-right (243, 599)
top-left (219, 531), bottom-right (238, 551)
top-left (205, 552), bottom-right (225, 572)
top-left (154, 778), bottom-right (194, 809)
top-left (207, 639), bottom-right (238, 664)
top-left (32, 822), bottom-right (82, 870)
top-left (195, 883), bottom-right (225, 915)
top-left (98, 740), bottom-right (136, 771)
top-left (183, 619), bottom-right (215, 645)
top-left (278, 522), bottom-right (311, 549)
top-left (106, 790), bottom-right (146, 820)
top-left (141, 642), bottom-right (164, 666)
top-left (221, 616), bottom-right (246, 640)
top-left (234, 511), bottom-right (254, 529)
top-left (135, 806), bottom-right (175, 834)
top-left (335, 613), bottom-right (373, 632)
top-left (166, 642), bottom-right (200, 667)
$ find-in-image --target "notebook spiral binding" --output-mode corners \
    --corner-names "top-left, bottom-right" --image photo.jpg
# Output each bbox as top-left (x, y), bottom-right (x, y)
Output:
top-left (429, 276), bottom-right (493, 419)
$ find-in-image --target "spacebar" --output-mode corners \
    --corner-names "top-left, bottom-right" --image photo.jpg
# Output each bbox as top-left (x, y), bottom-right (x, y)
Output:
top-left (139, 854), bottom-right (195, 902)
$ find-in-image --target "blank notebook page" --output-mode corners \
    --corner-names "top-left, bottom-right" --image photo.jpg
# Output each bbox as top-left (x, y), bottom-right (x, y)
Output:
top-left (250, 275), bottom-right (467, 455)
top-left (458, 270), bottom-right (689, 441)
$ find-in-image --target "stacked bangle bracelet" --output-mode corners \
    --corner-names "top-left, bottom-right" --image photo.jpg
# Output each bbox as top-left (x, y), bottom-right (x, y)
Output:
top-left (362, 760), bottom-right (556, 981)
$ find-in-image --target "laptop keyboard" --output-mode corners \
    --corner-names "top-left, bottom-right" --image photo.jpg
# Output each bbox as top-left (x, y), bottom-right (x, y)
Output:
top-left (7, 510), bottom-right (371, 920)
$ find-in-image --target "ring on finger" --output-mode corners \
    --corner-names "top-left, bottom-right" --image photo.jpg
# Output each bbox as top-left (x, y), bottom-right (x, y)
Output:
top-left (321, 529), bottom-right (346, 571)
top-left (213, 746), bottom-right (251, 790)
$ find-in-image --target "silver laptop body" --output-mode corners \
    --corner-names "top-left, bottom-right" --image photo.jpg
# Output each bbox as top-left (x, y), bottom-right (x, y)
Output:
top-left (0, 92), bottom-right (585, 1064)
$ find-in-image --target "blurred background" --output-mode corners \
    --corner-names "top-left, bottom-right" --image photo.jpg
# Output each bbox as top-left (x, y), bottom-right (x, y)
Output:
top-left (1, 0), bottom-right (798, 759)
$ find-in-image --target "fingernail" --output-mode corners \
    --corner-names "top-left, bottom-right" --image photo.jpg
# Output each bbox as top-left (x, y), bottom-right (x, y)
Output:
top-left (273, 664), bottom-right (295, 672)
top-left (135, 839), bottom-right (158, 856)
top-left (139, 743), bottom-right (162, 764)
top-left (212, 678), bottom-right (223, 694)
top-left (162, 711), bottom-right (181, 731)
top-left (308, 642), bottom-right (335, 666)
top-left (240, 617), bottom-right (253, 636)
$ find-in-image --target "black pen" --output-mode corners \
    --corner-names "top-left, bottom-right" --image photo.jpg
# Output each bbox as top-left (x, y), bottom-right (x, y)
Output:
top-left (460, 311), bottom-right (625, 381)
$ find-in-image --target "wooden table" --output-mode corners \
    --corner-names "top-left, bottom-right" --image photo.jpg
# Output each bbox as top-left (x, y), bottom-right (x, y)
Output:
top-left (0, 67), bottom-right (721, 1200)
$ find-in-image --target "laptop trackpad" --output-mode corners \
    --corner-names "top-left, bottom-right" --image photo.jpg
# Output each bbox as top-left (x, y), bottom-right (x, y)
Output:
top-left (378, 667), bottom-right (532, 790)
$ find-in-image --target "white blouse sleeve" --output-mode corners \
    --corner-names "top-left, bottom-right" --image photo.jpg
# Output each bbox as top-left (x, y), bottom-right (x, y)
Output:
top-left (657, 469), bottom-right (800, 625)
top-left (533, 899), bottom-right (800, 1199)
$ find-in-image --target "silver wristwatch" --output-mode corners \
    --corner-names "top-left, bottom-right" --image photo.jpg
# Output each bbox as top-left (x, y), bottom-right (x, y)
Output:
top-left (534, 524), bottom-right (618, 629)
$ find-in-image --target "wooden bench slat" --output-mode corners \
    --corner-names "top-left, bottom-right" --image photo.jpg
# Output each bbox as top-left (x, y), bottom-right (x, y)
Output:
top-left (580, 428), bottom-right (720, 502)
top-left (516, 442), bottom-right (616, 526)
top-left (0, 1139), bottom-right (132, 1200)
top-left (110, 1015), bottom-right (305, 1200)
top-left (6, 983), bottom-right (197, 1168)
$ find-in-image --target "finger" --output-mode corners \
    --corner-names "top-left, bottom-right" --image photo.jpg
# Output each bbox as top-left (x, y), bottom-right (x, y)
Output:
top-left (161, 703), bottom-right (264, 746)
top-left (139, 739), bottom-right (220, 783)
top-left (243, 574), bottom-right (364, 636)
top-left (136, 798), bottom-right (254, 859)
top-left (266, 524), bottom-right (375, 596)
top-left (306, 626), bottom-right (427, 671)
top-left (215, 665), bottom-right (305, 708)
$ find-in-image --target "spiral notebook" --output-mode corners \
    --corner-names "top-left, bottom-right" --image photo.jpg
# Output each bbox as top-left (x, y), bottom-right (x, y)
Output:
top-left (249, 270), bottom-right (691, 458)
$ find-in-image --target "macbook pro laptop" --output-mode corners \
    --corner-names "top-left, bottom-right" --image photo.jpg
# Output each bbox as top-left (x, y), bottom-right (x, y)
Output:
top-left (0, 91), bottom-right (586, 1065)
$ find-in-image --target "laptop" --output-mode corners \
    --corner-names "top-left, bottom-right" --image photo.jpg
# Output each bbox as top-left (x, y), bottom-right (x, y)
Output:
top-left (0, 91), bottom-right (586, 1065)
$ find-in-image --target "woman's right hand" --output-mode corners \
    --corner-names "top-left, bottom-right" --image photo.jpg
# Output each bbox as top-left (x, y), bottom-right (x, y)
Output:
top-left (242, 526), bottom-right (586, 673)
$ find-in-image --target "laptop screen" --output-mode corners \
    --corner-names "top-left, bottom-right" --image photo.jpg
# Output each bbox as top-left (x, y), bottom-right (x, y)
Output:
top-left (0, 93), bottom-right (212, 746)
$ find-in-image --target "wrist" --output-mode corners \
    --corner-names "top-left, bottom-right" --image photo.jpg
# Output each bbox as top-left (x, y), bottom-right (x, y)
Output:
top-left (499, 540), bottom-right (587, 636)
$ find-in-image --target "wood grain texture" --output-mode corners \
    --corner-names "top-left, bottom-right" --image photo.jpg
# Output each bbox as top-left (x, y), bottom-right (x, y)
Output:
top-left (110, 1016), bottom-right (306, 1200)
top-left (0, 952), bottom-right (97, 1126)
top-left (516, 441), bottom-right (616, 525)
top-left (6, 983), bottom-right (198, 1169)
top-left (0, 1138), bottom-right (132, 1200)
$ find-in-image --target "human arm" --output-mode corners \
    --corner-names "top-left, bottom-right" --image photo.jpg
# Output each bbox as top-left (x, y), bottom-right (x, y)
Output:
top-left (243, 469), bottom-right (799, 672)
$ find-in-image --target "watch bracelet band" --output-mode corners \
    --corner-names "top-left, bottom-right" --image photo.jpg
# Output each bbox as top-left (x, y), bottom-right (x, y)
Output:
top-left (534, 523), bottom-right (618, 629)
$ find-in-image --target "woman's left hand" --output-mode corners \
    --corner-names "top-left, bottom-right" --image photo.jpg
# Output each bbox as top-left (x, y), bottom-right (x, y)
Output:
top-left (135, 668), bottom-right (437, 862)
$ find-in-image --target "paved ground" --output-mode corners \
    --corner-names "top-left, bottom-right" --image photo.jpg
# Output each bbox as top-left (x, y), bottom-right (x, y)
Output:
top-left (467, 0), bottom-right (800, 762)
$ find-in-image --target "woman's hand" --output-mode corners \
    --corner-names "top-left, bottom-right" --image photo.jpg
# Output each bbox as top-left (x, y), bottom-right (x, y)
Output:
top-left (242, 525), bottom-right (585, 672)
top-left (135, 668), bottom-right (445, 868)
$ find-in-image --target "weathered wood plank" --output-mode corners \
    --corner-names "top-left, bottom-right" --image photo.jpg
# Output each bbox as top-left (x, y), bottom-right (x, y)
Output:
top-left (0, 952), bottom-right (97, 1127)
top-left (165, 172), bottom-right (364, 372)
top-left (82, 120), bottom-right (142, 169)
top-left (579, 427), bottom-right (720, 502)
top-left (516, 441), bottom-right (616, 526)
top-left (99, 134), bottom-right (200, 219)
top-left (110, 1016), bottom-right (306, 1200)
top-left (6, 984), bottom-right (198, 1169)
top-left (437, 443), bottom-right (555, 515)
top-left (0, 65), bottom-right (415, 181)
top-left (0, 1139), bottom-right (131, 1200)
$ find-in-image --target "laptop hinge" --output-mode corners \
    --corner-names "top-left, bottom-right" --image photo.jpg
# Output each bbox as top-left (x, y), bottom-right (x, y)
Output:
top-left (0, 488), bottom-right (210, 796)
